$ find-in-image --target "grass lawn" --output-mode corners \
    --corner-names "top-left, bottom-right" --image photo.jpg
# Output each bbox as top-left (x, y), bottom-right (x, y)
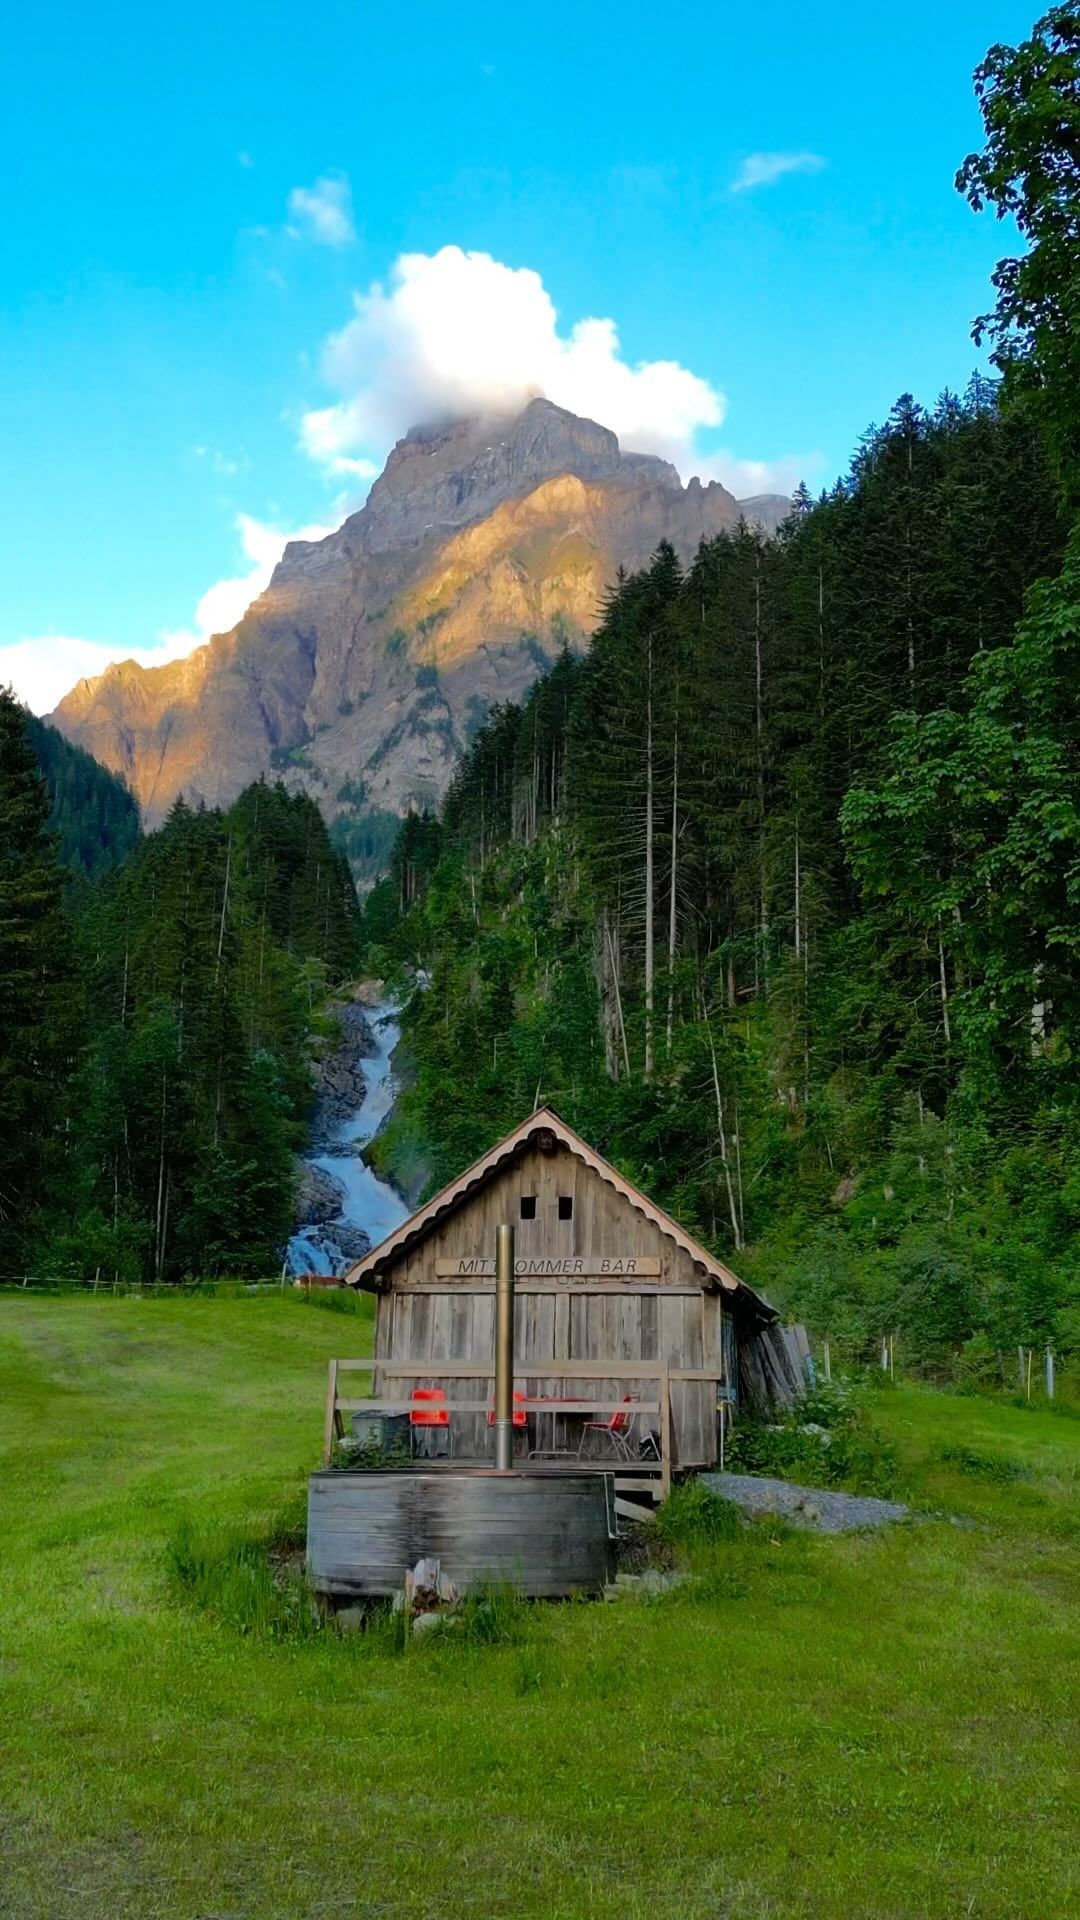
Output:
top-left (1, 1293), bottom-right (1077, 1920)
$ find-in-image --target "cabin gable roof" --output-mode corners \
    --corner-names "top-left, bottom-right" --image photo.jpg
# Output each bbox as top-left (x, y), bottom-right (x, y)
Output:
top-left (342, 1106), bottom-right (774, 1318)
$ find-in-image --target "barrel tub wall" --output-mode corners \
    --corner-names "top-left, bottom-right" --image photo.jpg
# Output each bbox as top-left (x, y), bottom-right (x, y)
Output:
top-left (307, 1469), bottom-right (616, 1599)
top-left (370, 1138), bottom-right (727, 1468)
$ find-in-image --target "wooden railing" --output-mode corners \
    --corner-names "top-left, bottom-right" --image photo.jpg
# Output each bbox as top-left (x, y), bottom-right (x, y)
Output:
top-left (323, 1358), bottom-right (725, 1497)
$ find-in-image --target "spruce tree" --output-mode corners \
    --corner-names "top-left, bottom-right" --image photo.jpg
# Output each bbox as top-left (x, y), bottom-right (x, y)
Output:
top-left (0, 690), bottom-right (77, 1272)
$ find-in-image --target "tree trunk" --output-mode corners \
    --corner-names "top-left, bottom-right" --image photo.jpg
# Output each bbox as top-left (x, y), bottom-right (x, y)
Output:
top-left (604, 918), bottom-right (631, 1081)
top-left (644, 633), bottom-right (655, 1079)
top-left (665, 680), bottom-right (679, 1056)
top-left (793, 811), bottom-right (801, 962)
top-left (214, 833), bottom-right (232, 984)
top-left (754, 549), bottom-right (768, 992)
top-left (937, 930), bottom-right (952, 1047)
top-left (154, 1068), bottom-right (167, 1282)
top-left (702, 996), bottom-right (742, 1250)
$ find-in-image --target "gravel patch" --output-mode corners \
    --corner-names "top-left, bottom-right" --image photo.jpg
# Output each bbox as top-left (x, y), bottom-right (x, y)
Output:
top-left (700, 1471), bottom-right (909, 1533)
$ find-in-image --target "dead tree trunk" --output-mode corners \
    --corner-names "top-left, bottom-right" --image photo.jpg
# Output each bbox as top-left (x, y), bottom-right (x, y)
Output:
top-left (644, 632), bottom-right (655, 1079)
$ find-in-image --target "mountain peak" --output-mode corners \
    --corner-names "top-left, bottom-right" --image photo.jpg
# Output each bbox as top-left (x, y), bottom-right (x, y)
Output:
top-left (53, 400), bottom-right (784, 834)
top-left (358, 396), bottom-right (627, 552)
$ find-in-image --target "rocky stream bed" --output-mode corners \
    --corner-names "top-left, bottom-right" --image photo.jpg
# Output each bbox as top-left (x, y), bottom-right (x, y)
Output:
top-left (287, 990), bottom-right (410, 1276)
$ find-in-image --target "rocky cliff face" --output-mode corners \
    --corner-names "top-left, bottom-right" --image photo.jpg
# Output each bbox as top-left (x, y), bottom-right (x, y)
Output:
top-left (52, 400), bottom-right (788, 828)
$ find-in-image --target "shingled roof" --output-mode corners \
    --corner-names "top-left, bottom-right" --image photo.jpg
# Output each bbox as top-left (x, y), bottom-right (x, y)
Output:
top-left (342, 1105), bottom-right (775, 1318)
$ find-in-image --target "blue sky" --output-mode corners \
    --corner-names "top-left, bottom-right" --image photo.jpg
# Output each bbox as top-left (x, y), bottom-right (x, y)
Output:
top-left (1, 0), bottom-right (1037, 710)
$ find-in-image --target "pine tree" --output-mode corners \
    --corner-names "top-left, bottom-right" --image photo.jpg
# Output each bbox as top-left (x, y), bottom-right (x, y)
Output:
top-left (0, 691), bottom-right (78, 1271)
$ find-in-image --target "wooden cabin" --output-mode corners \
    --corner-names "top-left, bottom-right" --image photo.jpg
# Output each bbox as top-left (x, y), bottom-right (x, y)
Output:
top-left (342, 1108), bottom-right (802, 1487)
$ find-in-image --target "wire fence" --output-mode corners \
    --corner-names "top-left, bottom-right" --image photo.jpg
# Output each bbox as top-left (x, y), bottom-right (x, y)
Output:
top-left (0, 1274), bottom-right (293, 1297)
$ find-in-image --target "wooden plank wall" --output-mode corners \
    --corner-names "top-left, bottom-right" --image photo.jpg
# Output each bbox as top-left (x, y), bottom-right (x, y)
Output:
top-left (372, 1140), bottom-right (727, 1467)
top-left (738, 1321), bottom-right (810, 1412)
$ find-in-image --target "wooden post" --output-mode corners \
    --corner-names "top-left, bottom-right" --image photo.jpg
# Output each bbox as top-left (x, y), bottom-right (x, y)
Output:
top-left (823, 1340), bottom-right (831, 1383)
top-left (494, 1223), bottom-right (515, 1471)
top-left (659, 1366), bottom-right (672, 1501)
top-left (1026, 1347), bottom-right (1033, 1402)
top-left (323, 1358), bottom-right (339, 1467)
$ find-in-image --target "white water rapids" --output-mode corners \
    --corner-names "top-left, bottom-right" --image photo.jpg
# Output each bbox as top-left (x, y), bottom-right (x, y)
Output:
top-left (286, 997), bottom-right (410, 1276)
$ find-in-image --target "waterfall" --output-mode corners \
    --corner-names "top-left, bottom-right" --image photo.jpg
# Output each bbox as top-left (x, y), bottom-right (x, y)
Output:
top-left (286, 996), bottom-right (410, 1276)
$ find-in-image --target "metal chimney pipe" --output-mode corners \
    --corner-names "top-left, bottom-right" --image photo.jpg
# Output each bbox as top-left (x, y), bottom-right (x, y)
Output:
top-left (493, 1222), bottom-right (516, 1471)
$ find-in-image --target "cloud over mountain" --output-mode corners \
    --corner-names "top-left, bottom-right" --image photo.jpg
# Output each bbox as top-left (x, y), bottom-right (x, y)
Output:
top-left (299, 246), bottom-right (816, 498)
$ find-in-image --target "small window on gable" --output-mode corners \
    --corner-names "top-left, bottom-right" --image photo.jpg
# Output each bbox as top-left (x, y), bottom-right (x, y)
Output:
top-left (558, 1194), bottom-right (573, 1221)
top-left (520, 1195), bottom-right (536, 1221)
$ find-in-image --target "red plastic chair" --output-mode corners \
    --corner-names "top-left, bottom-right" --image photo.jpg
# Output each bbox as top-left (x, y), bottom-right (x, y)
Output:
top-left (577, 1394), bottom-right (637, 1462)
top-left (409, 1387), bottom-right (453, 1457)
top-left (486, 1391), bottom-right (528, 1428)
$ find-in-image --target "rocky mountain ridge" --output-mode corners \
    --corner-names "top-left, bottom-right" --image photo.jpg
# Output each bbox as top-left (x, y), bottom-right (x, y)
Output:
top-left (52, 399), bottom-right (790, 830)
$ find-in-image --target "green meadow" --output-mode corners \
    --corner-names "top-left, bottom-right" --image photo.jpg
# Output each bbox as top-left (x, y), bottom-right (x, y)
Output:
top-left (1, 1293), bottom-right (1077, 1920)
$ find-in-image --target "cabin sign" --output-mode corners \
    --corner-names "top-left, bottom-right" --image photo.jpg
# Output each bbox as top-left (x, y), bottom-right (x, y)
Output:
top-left (435, 1255), bottom-right (661, 1281)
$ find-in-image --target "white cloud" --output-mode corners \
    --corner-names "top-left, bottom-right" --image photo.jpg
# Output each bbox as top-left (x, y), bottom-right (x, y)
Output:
top-left (2, 632), bottom-right (204, 719)
top-left (287, 173), bottom-right (356, 248)
top-left (300, 245), bottom-right (729, 483)
top-left (4, 512), bottom-right (338, 715)
top-left (696, 448), bottom-right (822, 497)
top-left (731, 151), bottom-right (826, 193)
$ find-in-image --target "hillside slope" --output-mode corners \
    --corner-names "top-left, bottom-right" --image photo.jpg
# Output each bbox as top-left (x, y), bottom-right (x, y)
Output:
top-left (51, 400), bottom-right (787, 827)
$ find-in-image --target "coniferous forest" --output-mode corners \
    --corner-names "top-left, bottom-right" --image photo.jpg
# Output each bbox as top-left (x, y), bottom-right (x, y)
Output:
top-left (360, 8), bottom-right (1080, 1375)
top-left (0, 702), bottom-right (359, 1284)
top-left (3, 7), bottom-right (1080, 1379)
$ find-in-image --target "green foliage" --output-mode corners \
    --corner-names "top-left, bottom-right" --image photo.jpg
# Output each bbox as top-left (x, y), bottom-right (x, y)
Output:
top-left (269, 743), bottom-right (312, 771)
top-left (3, 1299), bottom-right (1079, 1917)
top-left (361, 385), bottom-right (1076, 1371)
top-left (446, 1581), bottom-right (530, 1647)
top-left (520, 630), bottom-right (551, 672)
top-left (331, 1433), bottom-right (411, 1468)
top-left (42, 777), bottom-right (361, 1284)
top-left (166, 1519), bottom-right (321, 1641)
top-left (330, 804), bottom-right (401, 889)
top-left (655, 1481), bottom-right (742, 1548)
top-left (957, 6), bottom-right (1080, 494)
top-left (24, 711), bottom-right (140, 879)
top-left (725, 1381), bottom-right (901, 1496)
top-left (934, 1443), bottom-right (1027, 1484)
top-left (292, 1285), bottom-right (365, 1316)
top-left (0, 691), bottom-right (79, 1273)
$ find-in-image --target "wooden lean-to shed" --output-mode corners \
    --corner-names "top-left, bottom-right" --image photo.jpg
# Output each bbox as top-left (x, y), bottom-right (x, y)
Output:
top-left (343, 1109), bottom-right (799, 1483)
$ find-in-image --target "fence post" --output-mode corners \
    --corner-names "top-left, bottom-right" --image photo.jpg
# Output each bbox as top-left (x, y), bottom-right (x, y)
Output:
top-left (823, 1340), bottom-right (831, 1383)
top-left (1045, 1348), bottom-right (1054, 1401)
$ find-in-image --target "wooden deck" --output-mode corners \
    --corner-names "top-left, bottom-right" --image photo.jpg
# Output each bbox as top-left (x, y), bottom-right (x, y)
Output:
top-left (323, 1357), bottom-right (692, 1502)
